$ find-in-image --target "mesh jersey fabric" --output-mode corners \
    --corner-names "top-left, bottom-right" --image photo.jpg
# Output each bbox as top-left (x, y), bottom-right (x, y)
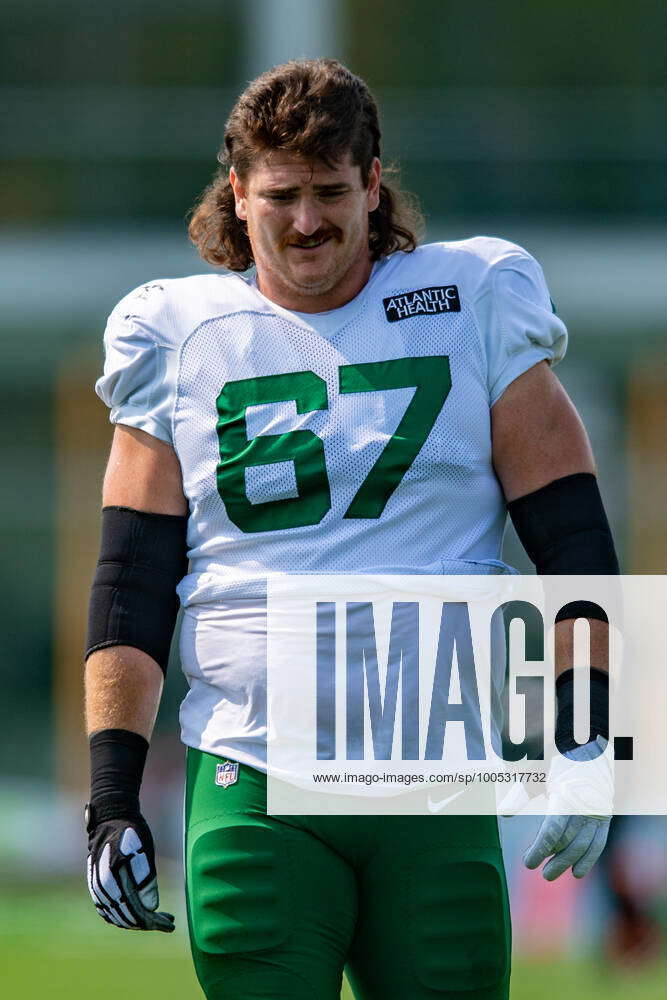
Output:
top-left (96, 237), bottom-right (567, 768)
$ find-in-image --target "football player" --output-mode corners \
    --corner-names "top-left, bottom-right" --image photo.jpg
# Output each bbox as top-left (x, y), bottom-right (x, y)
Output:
top-left (84, 59), bottom-right (618, 999)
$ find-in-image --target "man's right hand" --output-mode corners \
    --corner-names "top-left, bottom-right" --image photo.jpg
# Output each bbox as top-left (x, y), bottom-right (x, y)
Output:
top-left (86, 807), bottom-right (175, 932)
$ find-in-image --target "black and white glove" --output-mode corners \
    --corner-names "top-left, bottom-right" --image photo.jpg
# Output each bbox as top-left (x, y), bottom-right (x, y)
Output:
top-left (86, 803), bottom-right (175, 932)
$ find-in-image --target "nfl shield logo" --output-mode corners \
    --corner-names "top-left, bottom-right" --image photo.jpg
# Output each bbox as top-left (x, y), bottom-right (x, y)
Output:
top-left (215, 761), bottom-right (239, 788)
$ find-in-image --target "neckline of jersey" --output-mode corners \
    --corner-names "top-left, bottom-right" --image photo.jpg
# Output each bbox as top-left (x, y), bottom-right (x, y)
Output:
top-left (244, 257), bottom-right (388, 335)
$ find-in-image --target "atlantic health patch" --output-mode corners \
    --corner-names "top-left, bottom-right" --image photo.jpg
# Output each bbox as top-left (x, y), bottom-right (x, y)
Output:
top-left (383, 285), bottom-right (460, 322)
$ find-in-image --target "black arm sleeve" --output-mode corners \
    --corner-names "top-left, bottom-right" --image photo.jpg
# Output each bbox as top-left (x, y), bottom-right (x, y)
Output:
top-left (507, 472), bottom-right (619, 622)
top-left (86, 506), bottom-right (189, 674)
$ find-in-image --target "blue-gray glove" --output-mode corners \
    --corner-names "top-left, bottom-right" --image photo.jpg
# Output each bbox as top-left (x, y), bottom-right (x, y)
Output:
top-left (523, 737), bottom-right (612, 881)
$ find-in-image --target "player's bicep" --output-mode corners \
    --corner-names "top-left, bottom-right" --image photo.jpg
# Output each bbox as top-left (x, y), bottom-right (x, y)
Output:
top-left (491, 361), bottom-right (595, 503)
top-left (103, 425), bottom-right (188, 515)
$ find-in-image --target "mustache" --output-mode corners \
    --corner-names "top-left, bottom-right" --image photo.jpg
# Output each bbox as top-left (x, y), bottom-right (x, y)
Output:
top-left (281, 227), bottom-right (342, 249)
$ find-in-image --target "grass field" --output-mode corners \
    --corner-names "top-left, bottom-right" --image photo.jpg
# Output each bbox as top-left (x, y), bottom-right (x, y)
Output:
top-left (2, 879), bottom-right (665, 999)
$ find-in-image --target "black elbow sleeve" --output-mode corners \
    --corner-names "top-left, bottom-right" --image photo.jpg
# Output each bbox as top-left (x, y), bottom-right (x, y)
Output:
top-left (86, 506), bottom-right (189, 674)
top-left (507, 472), bottom-right (619, 623)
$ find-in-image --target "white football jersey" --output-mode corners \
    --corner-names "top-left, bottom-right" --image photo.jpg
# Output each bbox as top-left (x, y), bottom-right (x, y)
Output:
top-left (97, 237), bottom-right (567, 769)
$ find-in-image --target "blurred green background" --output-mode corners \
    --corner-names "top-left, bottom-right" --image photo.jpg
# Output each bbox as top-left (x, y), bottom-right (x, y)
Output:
top-left (1, 1), bottom-right (666, 997)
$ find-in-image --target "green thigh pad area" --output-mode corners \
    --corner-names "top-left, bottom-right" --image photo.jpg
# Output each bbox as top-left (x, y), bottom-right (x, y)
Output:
top-left (344, 829), bottom-right (511, 998)
top-left (185, 752), bottom-right (355, 999)
top-left (185, 750), bottom-right (511, 1000)
top-left (412, 853), bottom-right (510, 992)
top-left (189, 822), bottom-right (290, 955)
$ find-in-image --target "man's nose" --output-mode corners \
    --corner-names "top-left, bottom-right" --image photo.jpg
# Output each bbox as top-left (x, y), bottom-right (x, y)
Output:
top-left (292, 197), bottom-right (322, 236)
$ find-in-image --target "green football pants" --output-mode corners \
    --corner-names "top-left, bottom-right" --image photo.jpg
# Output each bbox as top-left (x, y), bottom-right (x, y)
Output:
top-left (185, 749), bottom-right (511, 1000)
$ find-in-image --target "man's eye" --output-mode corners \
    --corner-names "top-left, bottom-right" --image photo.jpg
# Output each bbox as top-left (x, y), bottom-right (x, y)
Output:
top-left (320, 190), bottom-right (345, 200)
top-left (268, 193), bottom-right (294, 202)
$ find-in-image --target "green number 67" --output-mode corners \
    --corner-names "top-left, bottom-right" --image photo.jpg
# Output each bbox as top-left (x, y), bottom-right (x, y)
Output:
top-left (216, 356), bottom-right (451, 534)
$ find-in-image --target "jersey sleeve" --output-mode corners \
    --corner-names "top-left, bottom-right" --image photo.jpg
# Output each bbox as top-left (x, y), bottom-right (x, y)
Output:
top-left (95, 288), bottom-right (175, 445)
top-left (483, 253), bottom-right (568, 405)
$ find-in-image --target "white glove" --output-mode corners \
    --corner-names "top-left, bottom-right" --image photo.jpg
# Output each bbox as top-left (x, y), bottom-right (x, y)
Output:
top-left (502, 736), bottom-right (613, 881)
top-left (524, 737), bottom-right (612, 880)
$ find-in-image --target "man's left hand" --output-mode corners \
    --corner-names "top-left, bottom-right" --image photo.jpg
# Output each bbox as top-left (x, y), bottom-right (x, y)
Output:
top-left (522, 737), bottom-right (612, 881)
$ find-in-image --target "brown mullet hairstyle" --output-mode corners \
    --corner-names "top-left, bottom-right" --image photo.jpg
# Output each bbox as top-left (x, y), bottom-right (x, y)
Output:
top-left (188, 58), bottom-right (423, 271)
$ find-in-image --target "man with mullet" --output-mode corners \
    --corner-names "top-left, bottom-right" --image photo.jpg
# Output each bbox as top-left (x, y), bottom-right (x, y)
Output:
top-left (84, 59), bottom-right (618, 999)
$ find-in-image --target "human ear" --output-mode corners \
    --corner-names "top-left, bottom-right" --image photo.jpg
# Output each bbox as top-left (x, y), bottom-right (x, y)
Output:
top-left (366, 157), bottom-right (382, 213)
top-left (229, 168), bottom-right (247, 221)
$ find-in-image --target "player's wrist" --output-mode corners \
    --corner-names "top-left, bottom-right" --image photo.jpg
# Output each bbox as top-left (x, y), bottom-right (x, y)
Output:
top-left (88, 728), bottom-right (149, 828)
top-left (85, 793), bottom-right (143, 832)
top-left (555, 667), bottom-right (609, 754)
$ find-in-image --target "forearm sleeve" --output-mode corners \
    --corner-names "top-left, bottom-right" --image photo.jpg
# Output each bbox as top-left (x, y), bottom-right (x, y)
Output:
top-left (86, 506), bottom-right (188, 674)
top-left (507, 472), bottom-right (619, 622)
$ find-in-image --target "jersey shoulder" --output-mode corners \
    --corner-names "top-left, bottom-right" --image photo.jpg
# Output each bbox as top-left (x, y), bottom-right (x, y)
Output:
top-left (433, 235), bottom-right (535, 265)
top-left (106, 272), bottom-right (263, 350)
top-left (402, 236), bottom-right (541, 300)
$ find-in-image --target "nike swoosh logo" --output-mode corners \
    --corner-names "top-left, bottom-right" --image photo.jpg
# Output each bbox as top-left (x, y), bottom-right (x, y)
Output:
top-left (427, 788), bottom-right (465, 813)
